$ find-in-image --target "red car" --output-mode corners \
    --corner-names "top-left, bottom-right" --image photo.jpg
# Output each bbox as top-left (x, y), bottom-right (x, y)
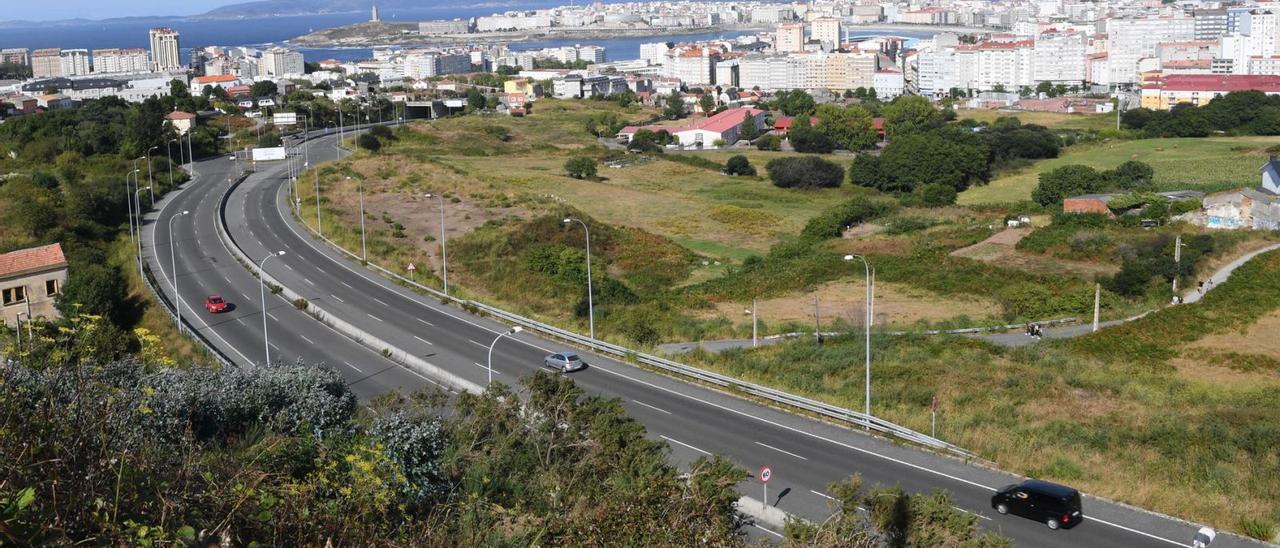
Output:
top-left (205, 295), bottom-right (229, 313)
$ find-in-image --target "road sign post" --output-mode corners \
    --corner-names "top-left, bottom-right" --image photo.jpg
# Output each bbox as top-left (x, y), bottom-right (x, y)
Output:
top-left (759, 465), bottom-right (772, 510)
top-left (407, 262), bottom-right (416, 283)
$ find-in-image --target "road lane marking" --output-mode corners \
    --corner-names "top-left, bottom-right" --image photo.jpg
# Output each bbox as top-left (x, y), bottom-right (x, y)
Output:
top-left (303, 277), bottom-right (315, 285)
top-left (751, 524), bottom-right (782, 539)
top-left (952, 506), bottom-right (991, 521)
top-left (367, 313), bottom-right (383, 322)
top-left (330, 294), bottom-right (344, 303)
top-left (268, 313), bottom-right (280, 322)
top-left (343, 360), bottom-right (363, 373)
top-left (632, 400), bottom-right (672, 415)
top-left (236, 318), bottom-right (246, 326)
top-left (373, 297), bottom-right (389, 306)
top-left (660, 435), bottom-right (710, 456)
top-left (413, 335), bottom-right (433, 345)
top-left (468, 339), bottom-right (487, 349)
top-left (474, 362), bottom-right (500, 375)
top-left (283, 264), bottom-right (293, 270)
top-left (340, 281), bottom-right (353, 288)
top-left (417, 318), bottom-right (435, 327)
top-left (754, 441), bottom-right (808, 461)
top-left (300, 335), bottom-right (315, 345)
top-left (810, 490), bottom-right (834, 501)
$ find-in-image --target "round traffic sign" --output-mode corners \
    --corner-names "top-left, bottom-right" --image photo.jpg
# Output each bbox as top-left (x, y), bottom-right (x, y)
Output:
top-left (759, 465), bottom-right (772, 483)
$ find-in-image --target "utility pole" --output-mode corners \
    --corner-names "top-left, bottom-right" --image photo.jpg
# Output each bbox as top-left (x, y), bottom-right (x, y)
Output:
top-left (1172, 234), bottom-right (1184, 294)
top-left (1092, 283), bottom-right (1101, 332)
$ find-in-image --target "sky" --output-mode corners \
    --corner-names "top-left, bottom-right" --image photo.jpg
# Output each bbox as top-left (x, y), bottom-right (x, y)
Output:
top-left (5, 0), bottom-right (231, 22)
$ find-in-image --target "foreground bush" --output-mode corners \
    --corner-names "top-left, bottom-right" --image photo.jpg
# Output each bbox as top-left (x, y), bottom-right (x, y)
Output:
top-left (767, 156), bottom-right (844, 189)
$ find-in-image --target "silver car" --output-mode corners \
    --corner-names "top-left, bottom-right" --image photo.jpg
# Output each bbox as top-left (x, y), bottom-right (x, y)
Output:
top-left (544, 352), bottom-right (586, 373)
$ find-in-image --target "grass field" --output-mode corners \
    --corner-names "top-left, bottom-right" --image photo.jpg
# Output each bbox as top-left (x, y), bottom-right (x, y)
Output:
top-left (958, 136), bottom-right (1280, 205)
top-left (955, 108), bottom-right (1115, 131)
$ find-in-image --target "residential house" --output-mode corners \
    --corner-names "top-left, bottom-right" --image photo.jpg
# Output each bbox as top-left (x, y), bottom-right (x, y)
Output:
top-left (1200, 156), bottom-right (1280, 230)
top-left (0, 243), bottom-right (69, 326)
top-left (165, 110), bottom-right (196, 135)
top-left (36, 93), bottom-right (74, 110)
top-left (617, 107), bottom-right (766, 147)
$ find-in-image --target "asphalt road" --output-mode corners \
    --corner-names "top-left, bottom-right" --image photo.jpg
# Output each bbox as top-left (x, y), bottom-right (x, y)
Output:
top-left (141, 129), bottom-right (1258, 548)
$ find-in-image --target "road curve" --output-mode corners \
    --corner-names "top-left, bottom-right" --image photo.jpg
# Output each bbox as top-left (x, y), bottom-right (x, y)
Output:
top-left (144, 128), bottom-right (1257, 548)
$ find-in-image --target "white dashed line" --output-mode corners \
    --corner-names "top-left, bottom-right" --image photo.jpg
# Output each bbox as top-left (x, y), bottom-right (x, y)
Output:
top-left (474, 362), bottom-right (499, 375)
top-left (417, 318), bottom-right (435, 327)
top-left (303, 277), bottom-right (315, 285)
top-left (413, 335), bottom-right (433, 345)
top-left (659, 435), bottom-right (711, 456)
top-left (373, 297), bottom-right (388, 307)
top-left (468, 339), bottom-right (487, 349)
top-left (343, 360), bottom-right (363, 373)
top-left (753, 441), bottom-right (808, 461)
top-left (330, 294), bottom-right (344, 303)
top-left (632, 400), bottom-right (672, 415)
top-left (367, 313), bottom-right (383, 322)
top-left (300, 335), bottom-right (315, 345)
top-left (340, 281), bottom-right (353, 288)
top-left (752, 524), bottom-right (782, 539)
top-left (268, 313), bottom-right (280, 322)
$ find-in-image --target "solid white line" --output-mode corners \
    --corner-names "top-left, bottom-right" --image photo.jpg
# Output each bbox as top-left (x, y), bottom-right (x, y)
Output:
top-left (330, 294), bottom-right (344, 303)
top-left (751, 524), bottom-right (782, 539)
top-left (367, 313), bottom-right (383, 322)
top-left (474, 362), bottom-right (499, 375)
top-left (632, 399), bottom-right (672, 415)
top-left (413, 335), bottom-right (433, 345)
top-left (468, 339), bottom-right (487, 349)
top-left (953, 506), bottom-right (991, 521)
top-left (300, 335), bottom-right (315, 345)
top-left (267, 151), bottom-right (1194, 548)
top-left (343, 360), bottom-right (363, 373)
top-left (755, 441), bottom-right (808, 461)
top-left (660, 435), bottom-right (711, 456)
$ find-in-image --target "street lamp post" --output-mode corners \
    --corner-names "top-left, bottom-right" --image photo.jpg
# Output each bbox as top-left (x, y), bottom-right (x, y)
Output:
top-left (168, 211), bottom-right (190, 334)
top-left (145, 146), bottom-right (158, 203)
top-left (257, 251), bottom-right (286, 365)
top-left (347, 177), bottom-right (367, 261)
top-left (314, 163), bottom-right (323, 237)
top-left (166, 139), bottom-right (177, 189)
top-left (485, 326), bottom-right (523, 385)
top-left (425, 193), bottom-right (448, 294)
top-left (563, 218), bottom-right (595, 346)
top-left (125, 169), bottom-right (140, 248)
top-left (844, 254), bottom-right (874, 423)
top-left (134, 186), bottom-right (151, 282)
top-left (745, 298), bottom-right (758, 347)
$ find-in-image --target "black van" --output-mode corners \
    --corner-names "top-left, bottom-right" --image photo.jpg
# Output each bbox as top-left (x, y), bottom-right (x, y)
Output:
top-left (991, 479), bottom-right (1084, 530)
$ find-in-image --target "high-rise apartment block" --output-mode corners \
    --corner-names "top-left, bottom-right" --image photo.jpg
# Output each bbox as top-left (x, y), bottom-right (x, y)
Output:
top-left (149, 27), bottom-right (182, 71)
top-left (811, 18), bottom-right (841, 50)
top-left (93, 48), bottom-right (150, 74)
top-left (263, 47), bottom-right (305, 77)
top-left (0, 48), bottom-right (29, 66)
top-left (775, 22), bottom-right (805, 53)
top-left (31, 48), bottom-right (62, 78)
top-left (59, 49), bottom-right (90, 76)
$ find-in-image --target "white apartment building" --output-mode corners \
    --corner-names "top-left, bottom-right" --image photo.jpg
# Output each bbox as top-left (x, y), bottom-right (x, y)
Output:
top-left (738, 51), bottom-right (877, 91)
top-left (0, 48), bottom-right (29, 66)
top-left (1249, 56), bottom-right (1280, 75)
top-left (811, 17), bottom-right (841, 50)
top-left (917, 46), bottom-right (964, 96)
top-left (476, 13), bottom-right (552, 32)
top-left (149, 28), bottom-right (182, 71)
top-left (738, 54), bottom-right (791, 90)
top-left (579, 45), bottom-right (606, 64)
top-left (775, 22), bottom-right (805, 53)
top-left (1033, 31), bottom-right (1087, 84)
top-left (404, 51), bottom-right (472, 79)
top-left (59, 49), bottom-right (90, 77)
top-left (640, 42), bottom-right (670, 65)
top-left (92, 48), bottom-right (150, 74)
top-left (263, 48), bottom-right (305, 77)
top-left (873, 67), bottom-right (904, 98)
top-left (1106, 16), bottom-right (1194, 85)
top-left (971, 40), bottom-right (1034, 91)
top-left (664, 48), bottom-right (718, 86)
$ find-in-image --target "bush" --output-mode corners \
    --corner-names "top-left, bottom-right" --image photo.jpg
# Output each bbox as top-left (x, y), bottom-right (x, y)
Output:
top-left (918, 183), bottom-right (958, 207)
top-left (801, 196), bottom-right (899, 239)
top-left (766, 156), bottom-right (844, 189)
top-left (1170, 198), bottom-right (1203, 217)
top-left (357, 133), bottom-right (382, 153)
top-left (723, 155), bottom-right (756, 176)
top-left (756, 134), bottom-right (782, 151)
top-left (1032, 164), bottom-right (1105, 206)
top-left (565, 156), bottom-right (598, 179)
top-left (368, 124), bottom-right (395, 141)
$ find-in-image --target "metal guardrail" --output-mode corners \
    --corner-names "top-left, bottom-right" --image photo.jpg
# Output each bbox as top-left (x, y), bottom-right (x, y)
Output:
top-left (140, 262), bottom-right (236, 369)
top-left (303, 224), bottom-right (979, 460)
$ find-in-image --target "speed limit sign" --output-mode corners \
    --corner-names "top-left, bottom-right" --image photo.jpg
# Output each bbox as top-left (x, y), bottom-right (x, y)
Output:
top-left (759, 465), bottom-right (772, 483)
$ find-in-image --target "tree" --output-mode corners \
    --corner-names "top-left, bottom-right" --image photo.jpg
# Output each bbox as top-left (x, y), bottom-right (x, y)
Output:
top-left (1105, 160), bottom-right (1155, 191)
top-left (1035, 81), bottom-right (1053, 96)
top-left (850, 131), bottom-right (990, 193)
top-left (57, 264), bottom-right (129, 326)
top-left (736, 112), bottom-right (761, 142)
top-left (356, 133), bottom-right (382, 153)
top-left (723, 155), bottom-right (756, 176)
top-left (788, 116), bottom-right (835, 154)
top-left (766, 156), bottom-right (844, 189)
top-left (368, 124), bottom-right (395, 141)
top-left (882, 96), bottom-right (943, 138)
top-left (249, 80), bottom-right (278, 98)
top-left (774, 89), bottom-right (816, 116)
top-left (918, 183), bottom-right (958, 206)
top-left (627, 130), bottom-right (660, 152)
top-left (815, 104), bottom-right (877, 150)
top-left (565, 156), bottom-right (598, 179)
top-left (756, 134), bottom-right (782, 151)
top-left (663, 89), bottom-right (685, 120)
top-left (466, 88), bottom-right (486, 111)
top-left (698, 93), bottom-right (715, 116)
top-left (1032, 164), bottom-right (1106, 206)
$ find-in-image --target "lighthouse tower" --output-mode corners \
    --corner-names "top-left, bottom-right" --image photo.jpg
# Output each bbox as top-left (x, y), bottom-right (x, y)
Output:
top-left (371, 1), bottom-right (380, 22)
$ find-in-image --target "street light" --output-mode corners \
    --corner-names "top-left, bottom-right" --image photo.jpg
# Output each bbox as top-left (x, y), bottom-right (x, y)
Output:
top-left (485, 326), bottom-right (523, 385)
top-left (348, 176), bottom-right (367, 261)
top-left (257, 251), bottom-right (286, 365)
top-left (125, 169), bottom-right (141, 248)
top-left (425, 193), bottom-right (448, 294)
top-left (168, 211), bottom-right (190, 334)
top-left (314, 162), bottom-right (323, 237)
top-left (744, 298), bottom-right (758, 348)
top-left (844, 254), bottom-right (874, 424)
top-left (563, 218), bottom-right (595, 346)
top-left (134, 186), bottom-right (152, 282)
top-left (145, 146), bottom-right (158, 203)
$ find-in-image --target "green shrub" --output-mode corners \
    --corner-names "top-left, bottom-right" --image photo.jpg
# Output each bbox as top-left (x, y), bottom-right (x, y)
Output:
top-left (918, 183), bottom-right (957, 207)
top-left (1239, 518), bottom-right (1276, 541)
top-left (564, 156), bottom-right (598, 179)
top-left (723, 155), bottom-right (756, 176)
top-left (756, 134), bottom-right (782, 151)
top-left (882, 216), bottom-right (936, 235)
top-left (801, 196), bottom-right (899, 239)
top-left (766, 156), bottom-right (844, 189)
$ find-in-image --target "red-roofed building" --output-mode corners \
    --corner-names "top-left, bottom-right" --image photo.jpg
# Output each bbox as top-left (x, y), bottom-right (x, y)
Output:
top-left (1140, 74), bottom-right (1280, 110)
top-left (193, 74), bottom-right (240, 88)
top-left (618, 107), bottom-right (766, 147)
top-left (773, 116), bottom-right (819, 134)
top-left (165, 110), bottom-right (196, 135)
top-left (0, 243), bottom-right (68, 325)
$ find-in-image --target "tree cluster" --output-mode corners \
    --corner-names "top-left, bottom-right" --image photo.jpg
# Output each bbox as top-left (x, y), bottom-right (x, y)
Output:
top-left (767, 156), bottom-right (845, 189)
top-left (849, 129), bottom-right (991, 196)
top-left (1122, 91), bottom-right (1280, 137)
top-left (1031, 160), bottom-right (1155, 206)
top-left (565, 156), bottom-right (598, 179)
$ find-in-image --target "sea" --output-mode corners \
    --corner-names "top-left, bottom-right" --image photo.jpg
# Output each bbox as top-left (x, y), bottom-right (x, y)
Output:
top-left (0, 5), bottom-right (935, 64)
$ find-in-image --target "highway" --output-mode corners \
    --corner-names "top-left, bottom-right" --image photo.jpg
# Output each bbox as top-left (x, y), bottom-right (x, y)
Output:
top-left (141, 128), bottom-right (1253, 548)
